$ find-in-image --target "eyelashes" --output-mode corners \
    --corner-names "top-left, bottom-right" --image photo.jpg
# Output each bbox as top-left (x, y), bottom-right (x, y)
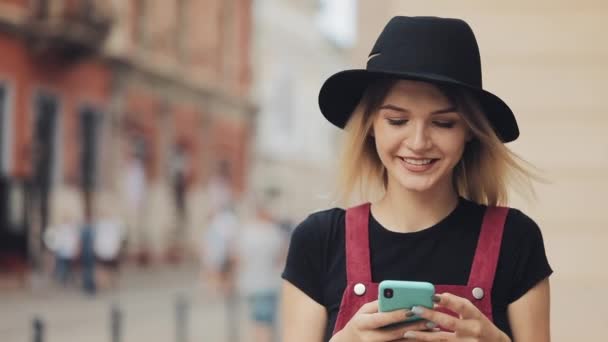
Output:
top-left (387, 119), bottom-right (408, 126)
top-left (433, 121), bottom-right (455, 128)
top-left (386, 119), bottom-right (456, 129)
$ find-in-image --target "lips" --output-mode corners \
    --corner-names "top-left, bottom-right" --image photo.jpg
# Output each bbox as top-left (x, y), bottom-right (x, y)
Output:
top-left (401, 157), bottom-right (435, 165)
top-left (399, 157), bottom-right (438, 172)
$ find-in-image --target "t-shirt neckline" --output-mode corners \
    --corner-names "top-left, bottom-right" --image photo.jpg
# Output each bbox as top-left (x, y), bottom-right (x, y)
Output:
top-left (369, 197), bottom-right (466, 237)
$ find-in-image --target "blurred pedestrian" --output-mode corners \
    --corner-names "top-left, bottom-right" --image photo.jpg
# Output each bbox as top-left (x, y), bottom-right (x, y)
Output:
top-left (200, 201), bottom-right (239, 342)
top-left (93, 199), bottom-right (126, 290)
top-left (43, 208), bottom-right (79, 286)
top-left (80, 208), bottom-right (96, 295)
top-left (235, 193), bottom-right (286, 342)
top-left (205, 160), bottom-right (234, 219)
top-left (200, 160), bottom-right (237, 292)
top-left (122, 138), bottom-right (149, 265)
top-left (199, 160), bottom-right (239, 341)
top-left (201, 203), bottom-right (239, 296)
top-left (168, 142), bottom-right (191, 263)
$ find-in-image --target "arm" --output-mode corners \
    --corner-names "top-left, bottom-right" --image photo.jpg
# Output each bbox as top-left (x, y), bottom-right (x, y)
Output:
top-left (507, 277), bottom-right (551, 342)
top-left (280, 280), bottom-right (327, 342)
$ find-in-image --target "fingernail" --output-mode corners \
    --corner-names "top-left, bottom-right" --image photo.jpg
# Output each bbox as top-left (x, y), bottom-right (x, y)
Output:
top-left (405, 310), bottom-right (415, 318)
top-left (425, 321), bottom-right (437, 329)
top-left (403, 331), bottom-right (416, 339)
top-left (432, 295), bottom-right (441, 303)
top-left (411, 306), bottom-right (424, 315)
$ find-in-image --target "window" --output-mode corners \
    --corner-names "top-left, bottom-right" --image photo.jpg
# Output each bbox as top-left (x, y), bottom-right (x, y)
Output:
top-left (79, 106), bottom-right (101, 191)
top-left (32, 90), bottom-right (62, 186)
top-left (0, 82), bottom-right (13, 176)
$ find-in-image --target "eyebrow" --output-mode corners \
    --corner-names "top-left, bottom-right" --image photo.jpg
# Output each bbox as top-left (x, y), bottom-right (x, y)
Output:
top-left (379, 104), bottom-right (458, 115)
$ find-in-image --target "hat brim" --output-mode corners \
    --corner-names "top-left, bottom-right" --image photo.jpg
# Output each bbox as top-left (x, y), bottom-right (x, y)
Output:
top-left (318, 69), bottom-right (519, 142)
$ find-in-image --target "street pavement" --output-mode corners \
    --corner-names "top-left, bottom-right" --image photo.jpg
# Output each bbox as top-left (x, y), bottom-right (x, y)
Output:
top-left (0, 264), bottom-right (251, 342)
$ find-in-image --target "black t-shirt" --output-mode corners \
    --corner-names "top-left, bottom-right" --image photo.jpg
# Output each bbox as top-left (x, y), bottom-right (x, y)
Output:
top-left (281, 198), bottom-right (553, 341)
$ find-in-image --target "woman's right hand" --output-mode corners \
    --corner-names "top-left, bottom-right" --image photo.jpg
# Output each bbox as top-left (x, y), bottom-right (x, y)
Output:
top-left (331, 300), bottom-right (437, 342)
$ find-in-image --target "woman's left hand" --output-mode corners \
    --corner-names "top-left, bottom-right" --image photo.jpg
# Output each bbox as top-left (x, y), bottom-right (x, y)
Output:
top-left (402, 293), bottom-right (511, 342)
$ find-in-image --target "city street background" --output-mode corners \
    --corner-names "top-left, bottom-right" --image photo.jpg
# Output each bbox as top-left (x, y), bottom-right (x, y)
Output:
top-left (1, 0), bottom-right (607, 341)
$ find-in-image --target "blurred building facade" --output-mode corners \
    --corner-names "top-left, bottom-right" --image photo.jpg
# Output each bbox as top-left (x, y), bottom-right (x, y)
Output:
top-left (250, 0), bottom-right (353, 221)
top-left (0, 0), bottom-right (255, 274)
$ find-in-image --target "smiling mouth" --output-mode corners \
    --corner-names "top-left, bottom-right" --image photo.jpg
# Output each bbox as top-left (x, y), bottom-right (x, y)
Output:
top-left (400, 157), bottom-right (438, 166)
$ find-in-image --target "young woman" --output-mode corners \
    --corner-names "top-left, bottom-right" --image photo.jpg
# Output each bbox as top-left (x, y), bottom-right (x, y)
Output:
top-left (280, 16), bottom-right (552, 342)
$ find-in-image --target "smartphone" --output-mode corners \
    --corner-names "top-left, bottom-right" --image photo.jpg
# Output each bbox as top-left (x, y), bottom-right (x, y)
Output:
top-left (378, 280), bottom-right (435, 323)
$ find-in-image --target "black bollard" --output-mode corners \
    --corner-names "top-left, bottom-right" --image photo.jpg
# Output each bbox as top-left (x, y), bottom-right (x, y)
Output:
top-left (176, 293), bottom-right (189, 342)
top-left (110, 304), bottom-right (122, 342)
top-left (32, 316), bottom-right (44, 342)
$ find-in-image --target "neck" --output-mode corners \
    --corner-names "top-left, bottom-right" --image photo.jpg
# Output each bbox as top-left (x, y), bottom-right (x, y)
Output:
top-left (372, 180), bottom-right (459, 233)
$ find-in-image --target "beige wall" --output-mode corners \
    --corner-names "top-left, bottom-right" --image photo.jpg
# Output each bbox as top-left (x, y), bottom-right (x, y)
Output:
top-left (251, 0), bottom-right (349, 220)
top-left (355, 1), bottom-right (608, 340)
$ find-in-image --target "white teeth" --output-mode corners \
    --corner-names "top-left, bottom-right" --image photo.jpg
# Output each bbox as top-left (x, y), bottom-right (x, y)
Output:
top-left (402, 158), bottom-right (433, 165)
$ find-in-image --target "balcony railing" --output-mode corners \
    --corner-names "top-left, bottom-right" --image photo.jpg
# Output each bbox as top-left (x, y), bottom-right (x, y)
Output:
top-left (24, 0), bottom-right (113, 59)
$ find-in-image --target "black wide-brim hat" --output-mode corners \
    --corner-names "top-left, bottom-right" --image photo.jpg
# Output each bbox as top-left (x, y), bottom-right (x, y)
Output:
top-left (319, 16), bottom-right (519, 142)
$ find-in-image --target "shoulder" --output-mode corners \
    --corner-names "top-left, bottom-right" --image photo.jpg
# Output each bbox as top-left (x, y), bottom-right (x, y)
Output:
top-left (496, 206), bottom-right (549, 262)
top-left (462, 199), bottom-right (545, 244)
top-left (307, 207), bottom-right (347, 227)
top-left (503, 207), bottom-right (544, 241)
top-left (290, 207), bottom-right (346, 244)
top-left (462, 198), bottom-right (542, 237)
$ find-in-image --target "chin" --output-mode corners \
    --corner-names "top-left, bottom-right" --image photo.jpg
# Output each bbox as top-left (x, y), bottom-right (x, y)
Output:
top-left (396, 178), bottom-right (438, 193)
top-left (401, 184), bottom-right (436, 193)
top-left (393, 169), bottom-right (453, 193)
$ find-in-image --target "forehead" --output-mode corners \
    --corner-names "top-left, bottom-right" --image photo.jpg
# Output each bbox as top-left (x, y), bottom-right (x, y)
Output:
top-left (383, 80), bottom-right (451, 107)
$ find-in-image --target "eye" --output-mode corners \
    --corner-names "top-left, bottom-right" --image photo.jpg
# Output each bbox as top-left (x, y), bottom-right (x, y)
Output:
top-left (433, 121), bottom-right (455, 128)
top-left (387, 118), bottom-right (408, 126)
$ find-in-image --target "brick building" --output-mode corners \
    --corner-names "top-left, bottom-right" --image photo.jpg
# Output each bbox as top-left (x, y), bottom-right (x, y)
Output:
top-left (0, 0), bottom-right (255, 274)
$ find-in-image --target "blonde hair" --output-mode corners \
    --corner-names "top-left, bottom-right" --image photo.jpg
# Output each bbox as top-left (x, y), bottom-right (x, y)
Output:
top-left (335, 79), bottom-right (540, 207)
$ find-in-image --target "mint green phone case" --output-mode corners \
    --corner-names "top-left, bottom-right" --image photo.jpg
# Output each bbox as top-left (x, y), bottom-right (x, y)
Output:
top-left (378, 280), bottom-right (435, 323)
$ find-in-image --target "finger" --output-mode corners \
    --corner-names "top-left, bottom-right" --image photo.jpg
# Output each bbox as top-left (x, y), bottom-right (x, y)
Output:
top-left (361, 308), bottom-right (411, 329)
top-left (434, 293), bottom-right (480, 319)
top-left (453, 319), bottom-right (484, 338)
top-left (403, 330), bottom-right (453, 341)
top-left (380, 319), bottom-right (439, 341)
top-left (411, 306), bottom-right (464, 333)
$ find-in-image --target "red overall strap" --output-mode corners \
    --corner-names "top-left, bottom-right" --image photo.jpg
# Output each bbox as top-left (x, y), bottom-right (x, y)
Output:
top-left (345, 203), bottom-right (373, 283)
top-left (332, 203), bottom-right (376, 335)
top-left (467, 206), bottom-right (509, 289)
top-left (435, 206), bottom-right (508, 326)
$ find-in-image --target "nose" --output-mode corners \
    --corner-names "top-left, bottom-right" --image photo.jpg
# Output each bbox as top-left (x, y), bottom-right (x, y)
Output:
top-left (405, 122), bottom-right (432, 152)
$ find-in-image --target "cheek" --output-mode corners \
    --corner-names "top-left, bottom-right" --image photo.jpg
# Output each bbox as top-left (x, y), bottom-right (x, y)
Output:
top-left (374, 138), bottom-right (390, 162)
top-left (450, 144), bottom-right (467, 163)
top-left (436, 135), bottom-right (468, 160)
top-left (372, 127), bottom-right (388, 151)
top-left (373, 140), bottom-right (398, 172)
